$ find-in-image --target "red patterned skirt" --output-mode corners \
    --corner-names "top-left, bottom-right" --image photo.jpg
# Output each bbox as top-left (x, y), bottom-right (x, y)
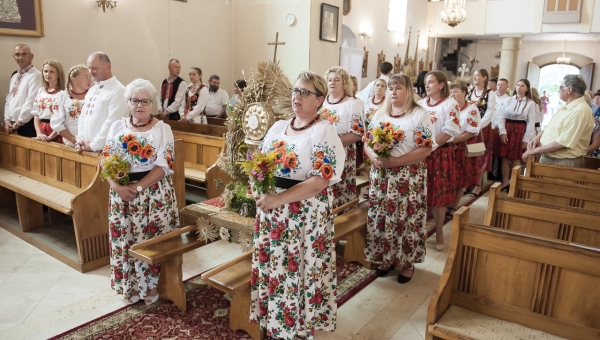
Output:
top-left (426, 144), bottom-right (456, 208)
top-left (40, 120), bottom-right (63, 144)
top-left (477, 125), bottom-right (493, 172)
top-left (493, 120), bottom-right (526, 160)
top-left (454, 140), bottom-right (479, 189)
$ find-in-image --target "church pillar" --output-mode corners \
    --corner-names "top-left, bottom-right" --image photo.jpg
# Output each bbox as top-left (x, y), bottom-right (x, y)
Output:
top-left (499, 35), bottom-right (522, 87)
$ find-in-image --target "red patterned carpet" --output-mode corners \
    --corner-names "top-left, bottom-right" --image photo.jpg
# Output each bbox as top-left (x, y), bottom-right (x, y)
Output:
top-left (50, 255), bottom-right (375, 340)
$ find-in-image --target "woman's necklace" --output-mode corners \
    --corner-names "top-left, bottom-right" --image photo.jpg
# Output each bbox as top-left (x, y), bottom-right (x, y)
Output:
top-left (46, 87), bottom-right (58, 94)
top-left (326, 94), bottom-right (345, 105)
top-left (389, 110), bottom-right (406, 118)
top-left (426, 96), bottom-right (446, 107)
top-left (290, 115), bottom-right (320, 131)
top-left (460, 101), bottom-right (468, 111)
top-left (372, 95), bottom-right (384, 105)
top-left (70, 88), bottom-right (88, 96)
top-left (130, 115), bottom-right (153, 128)
top-left (472, 87), bottom-right (483, 98)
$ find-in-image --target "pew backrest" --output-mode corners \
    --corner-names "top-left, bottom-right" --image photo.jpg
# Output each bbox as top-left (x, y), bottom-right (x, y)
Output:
top-left (524, 158), bottom-right (600, 189)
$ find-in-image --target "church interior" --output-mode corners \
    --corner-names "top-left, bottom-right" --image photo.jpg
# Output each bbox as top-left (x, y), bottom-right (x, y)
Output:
top-left (1, 0), bottom-right (600, 339)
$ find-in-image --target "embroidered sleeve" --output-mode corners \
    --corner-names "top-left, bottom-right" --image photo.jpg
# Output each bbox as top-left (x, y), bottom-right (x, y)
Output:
top-left (309, 124), bottom-right (345, 185)
top-left (414, 108), bottom-right (436, 148)
top-left (50, 92), bottom-right (68, 132)
top-left (441, 101), bottom-right (461, 138)
top-left (348, 99), bottom-right (365, 136)
top-left (465, 107), bottom-right (481, 135)
top-left (154, 123), bottom-right (176, 175)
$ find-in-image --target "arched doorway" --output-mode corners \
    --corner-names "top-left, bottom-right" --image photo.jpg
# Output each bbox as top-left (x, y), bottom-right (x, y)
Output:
top-left (538, 63), bottom-right (580, 124)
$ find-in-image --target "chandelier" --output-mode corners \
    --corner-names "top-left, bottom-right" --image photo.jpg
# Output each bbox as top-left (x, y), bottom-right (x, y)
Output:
top-left (441, 0), bottom-right (467, 28)
top-left (96, 0), bottom-right (117, 12)
top-left (556, 39), bottom-right (571, 64)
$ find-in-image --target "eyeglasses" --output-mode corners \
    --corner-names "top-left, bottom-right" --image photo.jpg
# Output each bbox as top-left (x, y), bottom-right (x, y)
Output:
top-left (559, 85), bottom-right (569, 91)
top-left (290, 88), bottom-right (320, 98)
top-left (129, 98), bottom-right (152, 106)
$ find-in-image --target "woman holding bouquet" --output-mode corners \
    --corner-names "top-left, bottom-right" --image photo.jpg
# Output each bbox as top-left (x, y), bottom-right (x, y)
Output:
top-left (249, 71), bottom-right (345, 340)
top-left (320, 66), bottom-right (365, 209)
top-left (102, 78), bottom-right (179, 306)
top-left (418, 71), bottom-right (461, 252)
top-left (364, 74), bottom-right (435, 284)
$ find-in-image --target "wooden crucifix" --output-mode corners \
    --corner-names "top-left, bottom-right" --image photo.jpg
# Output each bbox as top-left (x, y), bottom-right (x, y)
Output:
top-left (268, 32), bottom-right (286, 64)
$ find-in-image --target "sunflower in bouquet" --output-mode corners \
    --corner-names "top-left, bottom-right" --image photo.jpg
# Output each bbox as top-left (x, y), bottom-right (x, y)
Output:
top-left (238, 140), bottom-right (298, 195)
top-left (99, 153), bottom-right (131, 185)
top-left (364, 122), bottom-right (405, 177)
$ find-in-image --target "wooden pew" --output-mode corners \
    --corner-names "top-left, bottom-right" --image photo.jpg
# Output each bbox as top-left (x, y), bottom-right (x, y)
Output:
top-left (509, 166), bottom-right (600, 212)
top-left (487, 182), bottom-right (600, 248)
top-left (200, 199), bottom-right (369, 340)
top-left (584, 156), bottom-right (600, 170)
top-left (0, 132), bottom-right (109, 272)
top-left (427, 207), bottom-right (600, 340)
top-left (524, 156), bottom-right (600, 189)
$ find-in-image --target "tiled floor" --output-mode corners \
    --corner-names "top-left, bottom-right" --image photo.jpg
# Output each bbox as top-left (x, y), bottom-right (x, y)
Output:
top-left (0, 192), bottom-right (490, 340)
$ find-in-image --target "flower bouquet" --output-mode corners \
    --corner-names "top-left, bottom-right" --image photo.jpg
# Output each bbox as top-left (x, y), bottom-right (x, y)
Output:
top-left (238, 140), bottom-right (298, 195)
top-left (364, 122), bottom-right (404, 177)
top-left (100, 154), bottom-right (130, 185)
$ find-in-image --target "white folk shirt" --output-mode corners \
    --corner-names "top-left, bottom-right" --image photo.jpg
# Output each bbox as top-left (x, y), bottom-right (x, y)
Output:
top-left (497, 96), bottom-right (537, 142)
top-left (4, 66), bottom-right (42, 123)
top-left (204, 88), bottom-right (229, 117)
top-left (418, 97), bottom-right (461, 144)
top-left (493, 93), bottom-right (511, 128)
top-left (77, 77), bottom-right (127, 151)
top-left (179, 83), bottom-right (209, 123)
top-left (31, 88), bottom-right (64, 120)
top-left (51, 92), bottom-right (85, 146)
top-left (357, 74), bottom-right (390, 104)
top-left (458, 103), bottom-right (481, 136)
top-left (363, 95), bottom-right (383, 123)
top-left (157, 78), bottom-right (187, 113)
top-left (473, 90), bottom-right (497, 130)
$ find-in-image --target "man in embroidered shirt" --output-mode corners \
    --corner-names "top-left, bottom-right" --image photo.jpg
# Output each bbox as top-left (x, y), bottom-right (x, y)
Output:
top-left (157, 59), bottom-right (187, 120)
top-left (523, 75), bottom-right (594, 167)
top-left (75, 52), bottom-right (127, 153)
top-left (490, 78), bottom-right (512, 180)
top-left (204, 75), bottom-right (229, 119)
top-left (4, 44), bottom-right (41, 137)
top-left (356, 61), bottom-right (393, 104)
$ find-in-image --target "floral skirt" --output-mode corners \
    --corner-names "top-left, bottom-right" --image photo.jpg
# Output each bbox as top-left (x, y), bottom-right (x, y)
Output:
top-left (425, 145), bottom-right (456, 208)
top-left (250, 187), bottom-right (336, 340)
top-left (477, 125), bottom-right (493, 172)
top-left (455, 141), bottom-right (479, 189)
top-left (331, 143), bottom-right (357, 209)
top-left (494, 121), bottom-right (526, 160)
top-left (108, 175), bottom-right (179, 299)
top-left (364, 163), bottom-right (427, 268)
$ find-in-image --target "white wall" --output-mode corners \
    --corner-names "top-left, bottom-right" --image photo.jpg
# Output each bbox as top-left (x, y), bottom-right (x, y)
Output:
top-left (1, 0), bottom-right (232, 118)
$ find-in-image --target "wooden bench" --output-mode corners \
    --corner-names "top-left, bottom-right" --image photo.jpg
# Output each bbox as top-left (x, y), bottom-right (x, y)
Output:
top-left (129, 225), bottom-right (206, 312)
top-left (0, 132), bottom-right (109, 272)
top-left (200, 199), bottom-right (369, 340)
top-left (524, 157), bottom-right (600, 189)
top-left (487, 182), bottom-right (600, 248)
top-left (508, 166), bottom-right (600, 212)
top-left (427, 206), bottom-right (600, 340)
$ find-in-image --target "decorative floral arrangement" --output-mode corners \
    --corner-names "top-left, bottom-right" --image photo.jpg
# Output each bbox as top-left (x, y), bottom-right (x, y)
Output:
top-left (238, 140), bottom-right (298, 195)
top-left (219, 227), bottom-right (232, 243)
top-left (99, 154), bottom-right (130, 185)
top-left (120, 134), bottom-right (155, 163)
top-left (319, 108), bottom-right (339, 124)
top-left (312, 148), bottom-right (336, 180)
top-left (196, 217), bottom-right (218, 243)
top-left (364, 122), bottom-right (405, 176)
top-left (414, 130), bottom-right (434, 147)
top-left (68, 100), bottom-right (83, 119)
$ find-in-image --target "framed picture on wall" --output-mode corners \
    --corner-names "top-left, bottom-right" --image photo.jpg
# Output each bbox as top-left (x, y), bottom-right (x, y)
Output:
top-left (320, 3), bottom-right (339, 42)
top-left (343, 0), bottom-right (351, 16)
top-left (362, 47), bottom-right (369, 78)
top-left (0, 0), bottom-right (44, 37)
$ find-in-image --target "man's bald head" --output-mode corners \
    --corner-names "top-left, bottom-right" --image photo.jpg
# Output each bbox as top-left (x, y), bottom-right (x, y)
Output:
top-left (87, 51), bottom-right (112, 82)
top-left (13, 44), bottom-right (34, 70)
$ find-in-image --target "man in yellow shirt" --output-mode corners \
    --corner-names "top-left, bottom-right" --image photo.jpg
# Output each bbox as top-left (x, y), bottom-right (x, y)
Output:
top-left (523, 75), bottom-right (594, 167)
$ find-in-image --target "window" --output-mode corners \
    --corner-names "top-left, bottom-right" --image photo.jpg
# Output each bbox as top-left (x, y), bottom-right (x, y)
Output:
top-left (543, 0), bottom-right (582, 24)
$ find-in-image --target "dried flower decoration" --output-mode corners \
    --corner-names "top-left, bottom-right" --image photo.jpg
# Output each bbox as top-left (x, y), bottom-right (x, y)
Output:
top-left (196, 217), bottom-right (218, 243)
top-left (237, 231), bottom-right (253, 253)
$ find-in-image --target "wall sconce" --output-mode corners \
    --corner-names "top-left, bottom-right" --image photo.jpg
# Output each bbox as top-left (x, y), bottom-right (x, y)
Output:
top-left (360, 32), bottom-right (372, 41)
top-left (97, 0), bottom-right (117, 12)
top-left (421, 45), bottom-right (429, 52)
top-left (494, 51), bottom-right (501, 59)
top-left (396, 34), bottom-right (404, 47)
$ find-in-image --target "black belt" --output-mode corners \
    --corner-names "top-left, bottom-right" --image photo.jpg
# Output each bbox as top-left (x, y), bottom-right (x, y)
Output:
top-left (438, 142), bottom-right (452, 148)
top-left (40, 119), bottom-right (50, 123)
top-left (506, 119), bottom-right (526, 124)
top-left (167, 112), bottom-right (180, 120)
top-left (275, 177), bottom-right (303, 189)
top-left (535, 123), bottom-right (541, 128)
top-left (129, 170), bottom-right (150, 182)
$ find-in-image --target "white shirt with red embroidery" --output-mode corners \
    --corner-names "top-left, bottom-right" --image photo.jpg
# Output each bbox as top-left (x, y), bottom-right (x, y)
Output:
top-left (458, 103), bottom-right (481, 136)
top-left (77, 76), bottom-right (127, 151)
top-left (4, 66), bottom-right (41, 124)
top-left (31, 88), bottom-right (63, 120)
top-left (51, 91), bottom-right (85, 146)
top-left (418, 97), bottom-right (461, 143)
top-left (497, 96), bottom-right (537, 142)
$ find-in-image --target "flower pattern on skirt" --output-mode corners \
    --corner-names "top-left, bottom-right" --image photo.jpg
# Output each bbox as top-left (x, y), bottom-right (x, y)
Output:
top-left (425, 146), bottom-right (456, 208)
top-left (109, 176), bottom-right (179, 299)
top-left (331, 143), bottom-right (357, 209)
top-left (454, 141), bottom-right (479, 189)
top-left (493, 121), bottom-right (526, 160)
top-left (364, 163), bottom-right (427, 269)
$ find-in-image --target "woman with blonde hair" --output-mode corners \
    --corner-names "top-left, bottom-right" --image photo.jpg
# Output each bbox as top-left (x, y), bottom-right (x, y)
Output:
top-left (364, 78), bottom-right (386, 123)
top-left (51, 65), bottom-right (92, 147)
top-left (320, 66), bottom-right (365, 209)
top-left (364, 74), bottom-right (435, 283)
top-left (418, 70), bottom-right (461, 251)
top-left (31, 59), bottom-right (66, 143)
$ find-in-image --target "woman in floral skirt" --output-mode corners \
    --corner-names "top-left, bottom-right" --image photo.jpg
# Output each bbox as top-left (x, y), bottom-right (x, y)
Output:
top-left (249, 71), bottom-right (345, 340)
top-left (319, 66), bottom-right (365, 209)
top-left (364, 74), bottom-right (435, 284)
top-left (102, 78), bottom-right (179, 305)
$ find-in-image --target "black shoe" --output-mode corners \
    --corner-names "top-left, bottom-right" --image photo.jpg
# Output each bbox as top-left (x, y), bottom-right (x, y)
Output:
top-left (397, 269), bottom-right (414, 284)
top-left (375, 265), bottom-right (395, 277)
top-left (501, 184), bottom-right (510, 193)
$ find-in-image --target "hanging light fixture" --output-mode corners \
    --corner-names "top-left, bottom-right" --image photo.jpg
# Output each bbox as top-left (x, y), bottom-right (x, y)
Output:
top-left (96, 0), bottom-right (117, 13)
top-left (556, 39), bottom-right (571, 64)
top-left (441, 0), bottom-right (467, 28)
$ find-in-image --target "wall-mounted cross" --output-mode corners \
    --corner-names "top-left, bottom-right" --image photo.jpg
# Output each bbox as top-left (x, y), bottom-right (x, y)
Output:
top-left (458, 63), bottom-right (470, 78)
top-left (268, 32), bottom-right (286, 64)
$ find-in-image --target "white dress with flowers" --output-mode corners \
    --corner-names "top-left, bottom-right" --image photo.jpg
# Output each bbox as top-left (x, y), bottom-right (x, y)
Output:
top-left (102, 119), bottom-right (179, 300)
top-left (31, 88), bottom-right (62, 120)
top-left (50, 91), bottom-right (85, 147)
top-left (320, 97), bottom-right (365, 209)
top-left (249, 119), bottom-right (345, 340)
top-left (364, 107), bottom-right (436, 269)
